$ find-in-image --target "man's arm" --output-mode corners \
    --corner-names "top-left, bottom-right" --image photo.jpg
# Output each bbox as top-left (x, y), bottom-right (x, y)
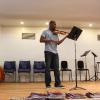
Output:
top-left (40, 36), bottom-right (52, 43)
top-left (58, 34), bottom-right (68, 45)
top-left (52, 34), bottom-right (69, 45)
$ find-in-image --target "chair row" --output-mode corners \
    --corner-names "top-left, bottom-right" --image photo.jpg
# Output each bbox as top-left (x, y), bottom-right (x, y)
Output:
top-left (4, 61), bottom-right (45, 82)
top-left (3, 60), bottom-right (90, 82)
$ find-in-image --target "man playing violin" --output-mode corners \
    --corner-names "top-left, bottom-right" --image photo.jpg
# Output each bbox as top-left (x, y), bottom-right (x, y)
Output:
top-left (40, 20), bottom-right (68, 88)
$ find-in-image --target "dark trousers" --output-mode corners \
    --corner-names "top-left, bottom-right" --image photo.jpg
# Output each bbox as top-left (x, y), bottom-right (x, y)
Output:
top-left (44, 51), bottom-right (61, 86)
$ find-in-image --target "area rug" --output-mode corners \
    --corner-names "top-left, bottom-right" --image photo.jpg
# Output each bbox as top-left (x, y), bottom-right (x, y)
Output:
top-left (26, 92), bottom-right (65, 100)
top-left (65, 93), bottom-right (86, 99)
top-left (86, 92), bottom-right (100, 98)
top-left (9, 92), bottom-right (100, 100)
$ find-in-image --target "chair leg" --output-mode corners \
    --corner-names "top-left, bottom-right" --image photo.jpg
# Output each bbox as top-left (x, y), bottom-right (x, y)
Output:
top-left (14, 72), bottom-right (16, 82)
top-left (96, 65), bottom-right (99, 80)
top-left (29, 72), bottom-right (31, 82)
top-left (87, 70), bottom-right (90, 80)
top-left (80, 71), bottom-right (81, 81)
top-left (70, 71), bottom-right (73, 81)
top-left (97, 64), bottom-right (99, 78)
top-left (33, 72), bottom-right (35, 82)
top-left (69, 71), bottom-right (70, 81)
top-left (76, 70), bottom-right (78, 80)
top-left (85, 71), bottom-right (87, 81)
top-left (62, 71), bottom-right (63, 81)
top-left (18, 73), bottom-right (20, 82)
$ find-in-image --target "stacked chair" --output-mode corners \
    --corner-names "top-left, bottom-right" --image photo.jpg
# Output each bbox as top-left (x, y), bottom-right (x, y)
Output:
top-left (33, 61), bottom-right (45, 82)
top-left (4, 61), bottom-right (16, 82)
top-left (18, 61), bottom-right (31, 82)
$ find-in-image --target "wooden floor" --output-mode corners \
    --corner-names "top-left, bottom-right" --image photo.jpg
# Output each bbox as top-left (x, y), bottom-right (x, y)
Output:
top-left (0, 81), bottom-right (100, 100)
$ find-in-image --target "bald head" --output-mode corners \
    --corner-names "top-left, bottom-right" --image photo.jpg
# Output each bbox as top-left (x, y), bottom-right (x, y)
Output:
top-left (49, 20), bottom-right (56, 31)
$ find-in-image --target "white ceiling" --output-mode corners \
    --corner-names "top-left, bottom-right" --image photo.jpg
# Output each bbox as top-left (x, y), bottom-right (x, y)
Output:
top-left (0, 0), bottom-right (100, 28)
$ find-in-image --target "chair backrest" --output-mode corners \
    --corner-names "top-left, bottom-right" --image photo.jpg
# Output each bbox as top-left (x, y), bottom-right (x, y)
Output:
top-left (77, 60), bottom-right (84, 69)
top-left (61, 61), bottom-right (68, 69)
top-left (33, 61), bottom-right (45, 73)
top-left (18, 61), bottom-right (31, 72)
top-left (4, 61), bottom-right (16, 72)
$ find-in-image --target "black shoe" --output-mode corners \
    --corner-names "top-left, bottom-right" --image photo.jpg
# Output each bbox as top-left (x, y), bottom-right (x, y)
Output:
top-left (55, 84), bottom-right (64, 88)
top-left (46, 84), bottom-right (51, 88)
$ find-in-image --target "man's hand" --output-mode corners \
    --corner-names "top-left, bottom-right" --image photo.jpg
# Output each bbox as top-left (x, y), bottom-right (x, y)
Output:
top-left (51, 40), bottom-right (59, 44)
top-left (51, 34), bottom-right (69, 45)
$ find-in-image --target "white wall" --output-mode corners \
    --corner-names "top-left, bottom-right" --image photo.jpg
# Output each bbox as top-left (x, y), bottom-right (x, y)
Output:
top-left (0, 26), bottom-right (100, 80)
top-left (0, 27), bottom-right (45, 60)
top-left (0, 26), bottom-right (1, 32)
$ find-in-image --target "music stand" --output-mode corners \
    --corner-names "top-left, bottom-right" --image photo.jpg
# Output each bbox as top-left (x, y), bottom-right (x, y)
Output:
top-left (90, 52), bottom-right (98, 81)
top-left (67, 26), bottom-right (86, 91)
top-left (81, 50), bottom-right (90, 81)
top-left (81, 50), bottom-right (90, 57)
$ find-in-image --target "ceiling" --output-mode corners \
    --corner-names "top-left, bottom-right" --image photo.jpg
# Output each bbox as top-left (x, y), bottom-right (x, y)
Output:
top-left (0, 0), bottom-right (100, 28)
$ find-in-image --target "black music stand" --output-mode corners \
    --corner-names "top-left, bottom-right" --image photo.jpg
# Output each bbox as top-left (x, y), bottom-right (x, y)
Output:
top-left (90, 52), bottom-right (98, 81)
top-left (67, 26), bottom-right (86, 91)
top-left (81, 50), bottom-right (90, 81)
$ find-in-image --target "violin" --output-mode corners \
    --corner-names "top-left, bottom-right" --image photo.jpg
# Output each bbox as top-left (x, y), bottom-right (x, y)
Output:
top-left (53, 30), bottom-right (68, 35)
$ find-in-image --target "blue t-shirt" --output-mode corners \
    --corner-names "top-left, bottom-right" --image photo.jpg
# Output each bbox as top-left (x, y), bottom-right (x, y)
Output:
top-left (41, 29), bottom-right (59, 54)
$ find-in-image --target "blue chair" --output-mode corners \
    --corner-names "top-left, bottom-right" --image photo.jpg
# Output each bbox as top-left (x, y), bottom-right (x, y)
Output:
top-left (33, 61), bottom-right (45, 82)
top-left (4, 61), bottom-right (16, 82)
top-left (18, 61), bottom-right (31, 82)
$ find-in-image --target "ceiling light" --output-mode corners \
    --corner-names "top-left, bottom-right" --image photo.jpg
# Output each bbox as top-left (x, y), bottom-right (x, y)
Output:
top-left (89, 23), bottom-right (93, 27)
top-left (45, 22), bottom-right (49, 25)
top-left (20, 21), bottom-right (24, 25)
